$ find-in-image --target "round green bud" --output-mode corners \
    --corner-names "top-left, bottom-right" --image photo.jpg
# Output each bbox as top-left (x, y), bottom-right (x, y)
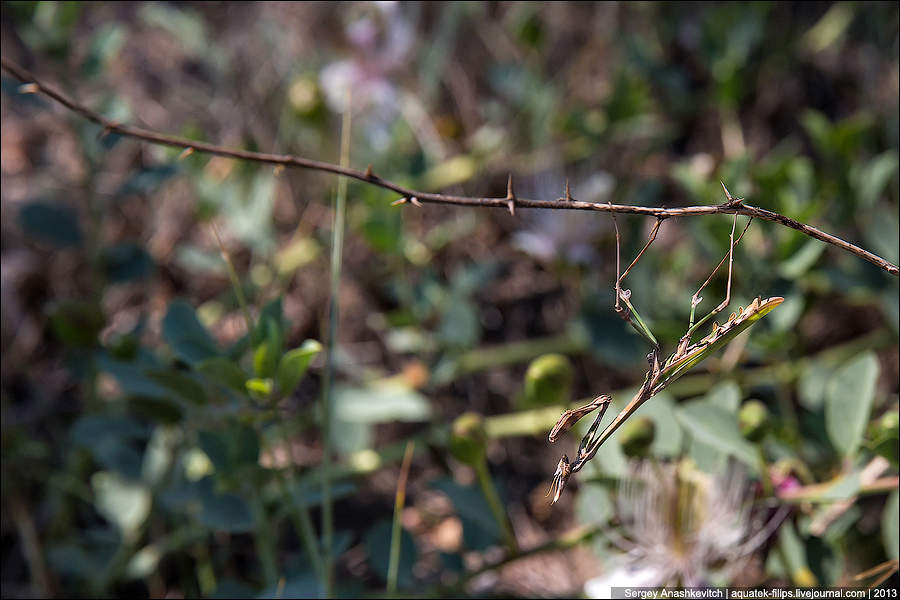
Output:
top-left (739, 400), bottom-right (770, 443)
top-left (449, 412), bottom-right (487, 466)
top-left (522, 353), bottom-right (574, 409)
top-left (619, 417), bottom-right (656, 458)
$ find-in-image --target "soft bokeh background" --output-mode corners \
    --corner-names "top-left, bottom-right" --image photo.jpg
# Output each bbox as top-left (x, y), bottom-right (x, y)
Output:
top-left (1, 2), bottom-right (898, 597)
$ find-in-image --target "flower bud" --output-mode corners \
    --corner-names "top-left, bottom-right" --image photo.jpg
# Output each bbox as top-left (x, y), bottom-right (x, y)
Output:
top-left (522, 354), bottom-right (574, 409)
top-left (449, 412), bottom-right (487, 466)
top-left (739, 400), bottom-right (770, 443)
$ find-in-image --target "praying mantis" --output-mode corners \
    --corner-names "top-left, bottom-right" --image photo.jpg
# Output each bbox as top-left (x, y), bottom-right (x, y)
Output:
top-left (548, 183), bottom-right (784, 503)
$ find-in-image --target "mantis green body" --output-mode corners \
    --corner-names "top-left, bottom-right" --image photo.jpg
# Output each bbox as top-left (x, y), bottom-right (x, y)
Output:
top-left (548, 184), bottom-right (783, 503)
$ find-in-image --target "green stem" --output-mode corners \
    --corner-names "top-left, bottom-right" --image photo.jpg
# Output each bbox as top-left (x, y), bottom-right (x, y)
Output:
top-left (273, 421), bottom-right (324, 582)
top-left (251, 493), bottom-right (279, 587)
top-left (757, 446), bottom-right (774, 496)
top-left (320, 98), bottom-right (352, 598)
top-left (192, 541), bottom-right (217, 597)
top-left (211, 223), bottom-right (255, 339)
top-left (450, 331), bottom-right (588, 382)
top-left (387, 442), bottom-right (415, 594)
top-left (474, 458), bottom-right (518, 554)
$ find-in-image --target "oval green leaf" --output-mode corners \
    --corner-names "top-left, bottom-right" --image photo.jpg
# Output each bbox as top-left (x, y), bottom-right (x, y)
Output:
top-left (825, 351), bottom-right (879, 457)
top-left (277, 339), bottom-right (322, 396)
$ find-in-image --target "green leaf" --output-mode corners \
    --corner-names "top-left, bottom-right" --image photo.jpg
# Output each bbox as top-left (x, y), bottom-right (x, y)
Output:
top-left (102, 242), bottom-right (155, 283)
top-left (334, 380), bottom-right (431, 424)
top-left (230, 423), bottom-right (260, 468)
top-left (430, 478), bottom-right (502, 550)
top-left (438, 297), bottom-right (480, 348)
top-left (128, 396), bottom-right (184, 424)
top-left (773, 519), bottom-right (818, 586)
top-left (705, 380), bottom-right (741, 411)
top-left (142, 426), bottom-right (178, 486)
top-left (865, 207), bottom-right (900, 266)
top-left (252, 317), bottom-right (282, 378)
top-left (636, 392), bottom-right (683, 458)
top-left (126, 544), bottom-right (162, 580)
top-left (91, 471), bottom-right (152, 540)
top-left (209, 579), bottom-right (258, 599)
top-left (884, 490), bottom-right (899, 560)
top-left (253, 298), bottom-right (284, 344)
top-left (115, 163), bottom-right (179, 198)
top-left (675, 400), bottom-right (759, 471)
top-left (277, 340), bottom-right (322, 396)
top-left (81, 24), bottom-right (126, 78)
top-left (198, 493), bottom-right (254, 532)
top-left (825, 352), bottom-right (879, 456)
top-left (575, 483), bottom-right (614, 526)
top-left (71, 415), bottom-right (149, 446)
top-left (144, 368), bottom-right (206, 405)
top-left (364, 520), bottom-right (417, 589)
top-left (197, 431), bottom-right (230, 473)
top-left (47, 300), bottom-right (105, 348)
top-left (245, 378), bottom-right (273, 398)
top-left (257, 572), bottom-right (322, 599)
top-left (162, 301), bottom-right (220, 364)
top-left (19, 201), bottom-right (82, 247)
top-left (71, 415), bottom-right (148, 479)
top-left (197, 424), bottom-right (259, 474)
top-left (96, 355), bottom-right (170, 398)
top-left (778, 239), bottom-right (826, 279)
top-left (798, 359), bottom-right (831, 410)
top-left (856, 150), bottom-right (899, 209)
top-left (292, 481), bottom-right (358, 509)
top-left (196, 357), bottom-right (247, 392)
top-left (47, 533), bottom-right (117, 581)
top-left (331, 419), bottom-right (374, 456)
top-left (688, 436), bottom-right (728, 474)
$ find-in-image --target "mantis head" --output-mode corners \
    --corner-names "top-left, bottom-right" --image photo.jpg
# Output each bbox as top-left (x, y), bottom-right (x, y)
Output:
top-left (548, 454), bottom-right (572, 504)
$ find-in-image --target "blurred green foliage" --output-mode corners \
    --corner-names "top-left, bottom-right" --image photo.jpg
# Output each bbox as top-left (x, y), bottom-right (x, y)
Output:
top-left (1, 1), bottom-right (898, 597)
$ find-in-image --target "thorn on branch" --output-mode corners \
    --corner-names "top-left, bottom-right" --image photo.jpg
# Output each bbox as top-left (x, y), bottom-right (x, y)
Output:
top-left (96, 123), bottom-right (119, 141)
top-left (391, 196), bottom-right (422, 208)
top-left (565, 179), bottom-right (573, 202)
top-left (17, 82), bottom-right (39, 94)
top-left (721, 181), bottom-right (744, 207)
top-left (506, 174), bottom-right (516, 216)
top-left (364, 164), bottom-right (373, 179)
top-left (178, 147), bottom-right (195, 161)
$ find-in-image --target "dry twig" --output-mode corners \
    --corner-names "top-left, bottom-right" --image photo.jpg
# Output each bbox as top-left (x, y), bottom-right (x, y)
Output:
top-left (2, 57), bottom-right (896, 276)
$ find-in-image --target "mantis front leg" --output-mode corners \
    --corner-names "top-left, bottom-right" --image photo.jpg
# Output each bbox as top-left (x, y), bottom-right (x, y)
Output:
top-left (612, 212), bottom-right (663, 349)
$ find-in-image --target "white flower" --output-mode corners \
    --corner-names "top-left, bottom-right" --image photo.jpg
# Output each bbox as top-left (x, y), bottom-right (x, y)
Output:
top-left (319, 1), bottom-right (413, 150)
top-left (585, 459), bottom-right (788, 593)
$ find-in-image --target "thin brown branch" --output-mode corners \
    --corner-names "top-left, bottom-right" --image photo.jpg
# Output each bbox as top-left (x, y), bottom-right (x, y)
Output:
top-left (2, 56), bottom-right (897, 276)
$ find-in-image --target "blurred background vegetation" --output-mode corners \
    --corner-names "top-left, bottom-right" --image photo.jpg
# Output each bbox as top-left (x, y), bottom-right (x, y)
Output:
top-left (1, 2), bottom-right (898, 597)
